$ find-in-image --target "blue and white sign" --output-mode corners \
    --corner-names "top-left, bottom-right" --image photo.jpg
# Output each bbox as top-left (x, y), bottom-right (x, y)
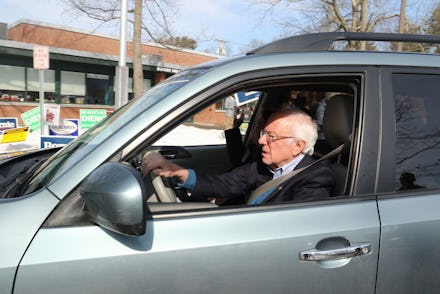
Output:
top-left (235, 91), bottom-right (260, 106)
top-left (48, 119), bottom-right (79, 136)
top-left (0, 117), bottom-right (18, 131)
top-left (40, 136), bottom-right (76, 149)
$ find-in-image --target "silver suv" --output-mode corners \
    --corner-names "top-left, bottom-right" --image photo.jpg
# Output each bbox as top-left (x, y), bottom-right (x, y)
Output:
top-left (1, 32), bottom-right (440, 293)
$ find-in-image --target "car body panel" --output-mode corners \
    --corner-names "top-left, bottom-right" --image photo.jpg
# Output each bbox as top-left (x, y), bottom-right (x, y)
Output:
top-left (16, 198), bottom-right (379, 294)
top-left (376, 193), bottom-right (440, 293)
top-left (0, 190), bottom-right (58, 293)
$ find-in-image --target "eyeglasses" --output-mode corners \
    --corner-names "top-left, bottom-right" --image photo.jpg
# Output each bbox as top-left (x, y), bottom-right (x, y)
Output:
top-left (259, 130), bottom-right (297, 143)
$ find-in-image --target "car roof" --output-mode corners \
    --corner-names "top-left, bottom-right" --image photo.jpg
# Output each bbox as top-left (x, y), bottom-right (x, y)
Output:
top-left (190, 51), bottom-right (440, 76)
top-left (247, 32), bottom-right (440, 54)
top-left (189, 32), bottom-right (440, 74)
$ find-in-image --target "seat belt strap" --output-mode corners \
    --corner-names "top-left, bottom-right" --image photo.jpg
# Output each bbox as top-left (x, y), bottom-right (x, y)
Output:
top-left (247, 144), bottom-right (344, 204)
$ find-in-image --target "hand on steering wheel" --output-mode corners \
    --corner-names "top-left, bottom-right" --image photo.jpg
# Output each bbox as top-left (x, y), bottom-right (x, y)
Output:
top-left (149, 172), bottom-right (179, 203)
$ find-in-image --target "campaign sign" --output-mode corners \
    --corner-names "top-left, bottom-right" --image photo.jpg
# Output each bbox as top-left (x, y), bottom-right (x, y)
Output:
top-left (0, 117), bottom-right (18, 131)
top-left (44, 104), bottom-right (60, 126)
top-left (1, 127), bottom-right (29, 143)
top-left (21, 107), bottom-right (41, 132)
top-left (80, 109), bottom-right (107, 130)
top-left (40, 136), bottom-right (75, 149)
top-left (236, 91), bottom-right (260, 106)
top-left (49, 119), bottom-right (79, 136)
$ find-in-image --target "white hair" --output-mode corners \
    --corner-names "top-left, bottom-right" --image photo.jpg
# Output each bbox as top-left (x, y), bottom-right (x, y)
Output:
top-left (272, 109), bottom-right (318, 156)
top-left (293, 112), bottom-right (318, 155)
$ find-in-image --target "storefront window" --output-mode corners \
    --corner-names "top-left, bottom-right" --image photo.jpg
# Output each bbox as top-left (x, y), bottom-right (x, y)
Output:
top-left (0, 65), bottom-right (151, 106)
top-left (86, 73), bottom-right (109, 104)
top-left (122, 78), bottom-right (152, 101)
top-left (61, 71), bottom-right (86, 104)
top-left (27, 68), bottom-right (56, 102)
top-left (0, 65), bottom-right (25, 101)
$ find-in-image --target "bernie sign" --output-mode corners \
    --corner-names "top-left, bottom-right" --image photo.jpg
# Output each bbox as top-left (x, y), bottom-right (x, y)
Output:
top-left (0, 117), bottom-right (18, 131)
top-left (40, 136), bottom-right (75, 149)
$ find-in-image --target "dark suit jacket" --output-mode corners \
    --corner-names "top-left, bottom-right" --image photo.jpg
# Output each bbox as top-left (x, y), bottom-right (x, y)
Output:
top-left (191, 155), bottom-right (336, 204)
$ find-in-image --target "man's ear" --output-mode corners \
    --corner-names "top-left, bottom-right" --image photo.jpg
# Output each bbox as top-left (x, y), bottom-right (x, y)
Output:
top-left (292, 140), bottom-right (306, 156)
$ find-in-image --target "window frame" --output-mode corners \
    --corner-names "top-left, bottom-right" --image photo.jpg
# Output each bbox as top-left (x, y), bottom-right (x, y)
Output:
top-left (47, 65), bottom-right (372, 226)
top-left (121, 67), bottom-right (369, 206)
top-left (377, 66), bottom-right (440, 196)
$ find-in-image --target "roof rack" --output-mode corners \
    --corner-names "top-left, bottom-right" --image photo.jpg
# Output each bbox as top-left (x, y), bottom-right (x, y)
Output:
top-left (247, 32), bottom-right (440, 55)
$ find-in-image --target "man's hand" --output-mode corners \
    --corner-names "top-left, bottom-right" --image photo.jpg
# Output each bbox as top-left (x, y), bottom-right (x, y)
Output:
top-left (142, 151), bottom-right (189, 183)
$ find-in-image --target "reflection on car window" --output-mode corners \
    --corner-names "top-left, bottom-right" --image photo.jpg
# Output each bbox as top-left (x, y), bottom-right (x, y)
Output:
top-left (393, 74), bottom-right (440, 191)
top-left (24, 69), bottom-right (210, 194)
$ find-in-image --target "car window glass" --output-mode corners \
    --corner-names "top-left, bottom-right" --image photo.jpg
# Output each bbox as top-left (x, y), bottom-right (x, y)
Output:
top-left (393, 73), bottom-right (440, 191)
top-left (22, 70), bottom-right (206, 195)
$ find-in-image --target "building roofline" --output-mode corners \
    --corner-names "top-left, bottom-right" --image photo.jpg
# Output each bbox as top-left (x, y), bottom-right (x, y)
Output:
top-left (8, 18), bottom-right (221, 59)
top-left (0, 38), bottom-right (185, 72)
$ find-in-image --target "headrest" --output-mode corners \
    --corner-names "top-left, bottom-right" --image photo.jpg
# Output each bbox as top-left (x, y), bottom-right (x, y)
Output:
top-left (322, 94), bottom-right (354, 148)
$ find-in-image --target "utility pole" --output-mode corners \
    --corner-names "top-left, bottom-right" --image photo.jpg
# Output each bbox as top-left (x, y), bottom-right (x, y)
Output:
top-left (397, 0), bottom-right (407, 51)
top-left (133, 0), bottom-right (144, 99)
top-left (115, 0), bottom-right (129, 108)
top-left (216, 39), bottom-right (227, 56)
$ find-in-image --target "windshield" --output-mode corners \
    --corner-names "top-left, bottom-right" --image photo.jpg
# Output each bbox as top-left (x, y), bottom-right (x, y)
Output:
top-left (24, 68), bottom-right (209, 194)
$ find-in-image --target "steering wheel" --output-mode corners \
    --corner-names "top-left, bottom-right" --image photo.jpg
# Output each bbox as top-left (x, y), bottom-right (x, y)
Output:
top-left (149, 173), bottom-right (179, 203)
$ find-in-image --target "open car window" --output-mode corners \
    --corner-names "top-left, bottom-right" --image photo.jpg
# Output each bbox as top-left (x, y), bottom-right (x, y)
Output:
top-left (132, 75), bottom-right (360, 210)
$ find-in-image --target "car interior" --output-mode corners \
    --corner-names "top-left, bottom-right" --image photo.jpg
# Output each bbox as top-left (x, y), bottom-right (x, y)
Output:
top-left (138, 79), bottom-right (358, 208)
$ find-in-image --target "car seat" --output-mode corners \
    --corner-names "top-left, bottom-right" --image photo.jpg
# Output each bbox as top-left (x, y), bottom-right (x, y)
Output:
top-left (321, 93), bottom-right (354, 196)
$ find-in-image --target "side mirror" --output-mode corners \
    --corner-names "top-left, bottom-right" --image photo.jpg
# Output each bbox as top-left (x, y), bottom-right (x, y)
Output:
top-left (80, 162), bottom-right (147, 236)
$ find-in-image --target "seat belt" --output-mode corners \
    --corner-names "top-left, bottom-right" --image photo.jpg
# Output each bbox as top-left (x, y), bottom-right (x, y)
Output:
top-left (247, 143), bottom-right (344, 204)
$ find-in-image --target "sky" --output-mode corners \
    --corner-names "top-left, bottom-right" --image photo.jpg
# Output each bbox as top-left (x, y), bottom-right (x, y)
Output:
top-left (1, 0), bottom-right (290, 56)
top-left (1, 0), bottom-right (437, 56)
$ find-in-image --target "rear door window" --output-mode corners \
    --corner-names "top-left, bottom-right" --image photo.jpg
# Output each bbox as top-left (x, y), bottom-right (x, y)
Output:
top-left (392, 73), bottom-right (440, 191)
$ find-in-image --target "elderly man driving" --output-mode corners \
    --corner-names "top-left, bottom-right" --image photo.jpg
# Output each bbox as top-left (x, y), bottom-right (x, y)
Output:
top-left (143, 109), bottom-right (335, 204)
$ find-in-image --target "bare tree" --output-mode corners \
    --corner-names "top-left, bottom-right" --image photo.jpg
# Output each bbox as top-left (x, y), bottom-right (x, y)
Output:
top-left (397, 0), bottom-right (406, 51)
top-left (63, 0), bottom-right (178, 98)
top-left (253, 0), bottom-right (405, 49)
top-left (425, 2), bottom-right (440, 53)
top-left (133, 0), bottom-right (143, 98)
top-left (239, 38), bottom-right (266, 55)
top-left (156, 36), bottom-right (197, 49)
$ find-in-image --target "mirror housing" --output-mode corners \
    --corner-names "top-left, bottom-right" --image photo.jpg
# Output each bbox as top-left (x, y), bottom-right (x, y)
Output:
top-left (80, 162), bottom-right (147, 236)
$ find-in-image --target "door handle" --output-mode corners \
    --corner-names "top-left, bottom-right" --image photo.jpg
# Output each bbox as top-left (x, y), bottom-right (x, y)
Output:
top-left (299, 242), bottom-right (371, 261)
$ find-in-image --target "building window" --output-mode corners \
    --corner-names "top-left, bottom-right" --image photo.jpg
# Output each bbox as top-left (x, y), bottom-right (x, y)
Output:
top-left (60, 71), bottom-right (86, 104)
top-left (27, 68), bottom-right (56, 102)
top-left (0, 65), bottom-right (25, 101)
top-left (118, 78), bottom-right (152, 101)
top-left (86, 73), bottom-right (109, 104)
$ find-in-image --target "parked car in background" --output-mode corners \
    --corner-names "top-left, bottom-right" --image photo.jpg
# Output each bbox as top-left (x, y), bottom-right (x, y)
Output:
top-left (1, 32), bottom-right (440, 294)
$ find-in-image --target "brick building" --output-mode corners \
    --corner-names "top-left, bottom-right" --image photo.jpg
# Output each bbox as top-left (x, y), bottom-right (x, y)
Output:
top-left (0, 19), bottom-right (221, 125)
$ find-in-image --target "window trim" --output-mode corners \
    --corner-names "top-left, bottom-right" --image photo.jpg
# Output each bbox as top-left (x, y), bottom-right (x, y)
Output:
top-left (377, 66), bottom-right (440, 196)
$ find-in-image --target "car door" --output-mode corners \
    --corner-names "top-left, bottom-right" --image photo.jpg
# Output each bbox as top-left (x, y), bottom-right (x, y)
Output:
top-left (14, 69), bottom-right (381, 293)
top-left (14, 198), bottom-right (379, 294)
top-left (0, 189), bottom-right (58, 294)
top-left (375, 68), bottom-right (440, 293)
